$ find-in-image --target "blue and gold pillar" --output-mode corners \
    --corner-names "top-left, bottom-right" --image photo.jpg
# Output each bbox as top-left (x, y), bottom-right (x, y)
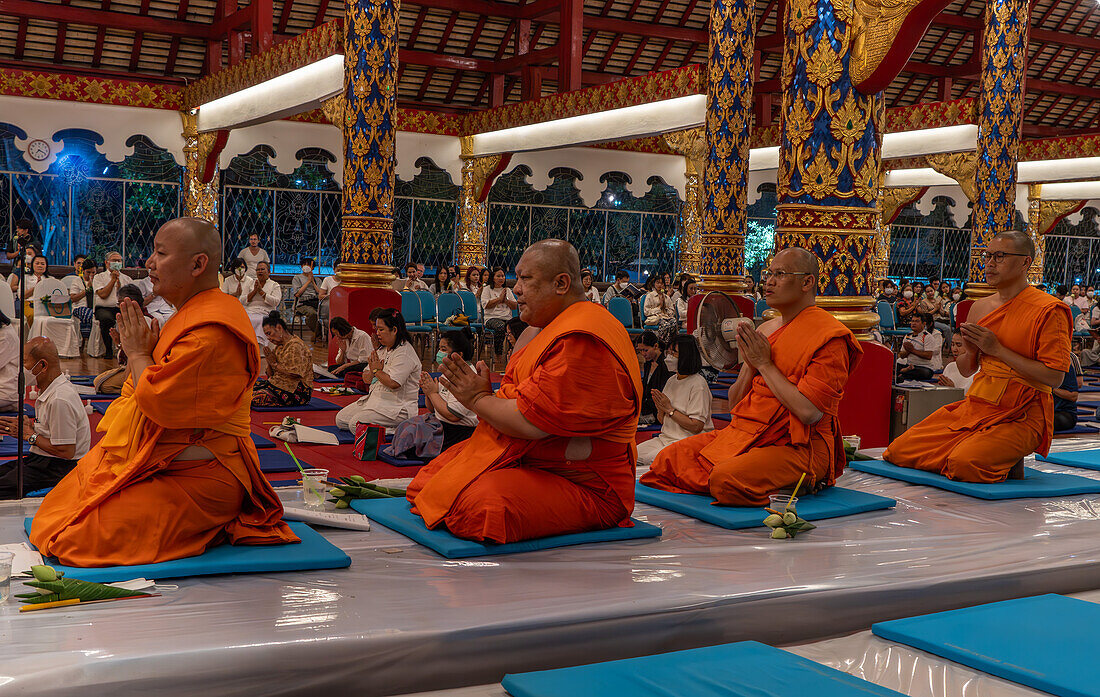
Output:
top-left (337, 0), bottom-right (399, 288)
top-left (774, 0), bottom-right (882, 337)
top-left (967, 0), bottom-right (1028, 296)
top-left (700, 0), bottom-right (754, 293)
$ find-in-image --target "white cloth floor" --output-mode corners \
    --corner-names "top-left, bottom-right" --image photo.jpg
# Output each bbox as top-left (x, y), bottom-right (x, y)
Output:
top-left (6, 436), bottom-right (1100, 696)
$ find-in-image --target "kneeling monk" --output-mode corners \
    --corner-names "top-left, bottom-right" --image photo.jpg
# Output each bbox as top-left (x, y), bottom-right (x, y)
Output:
top-left (31, 218), bottom-right (297, 566)
top-left (406, 239), bottom-right (641, 543)
top-left (884, 231), bottom-right (1070, 482)
top-left (641, 248), bottom-right (861, 505)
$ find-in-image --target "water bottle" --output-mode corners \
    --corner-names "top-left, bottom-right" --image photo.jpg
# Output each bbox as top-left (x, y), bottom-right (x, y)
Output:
top-left (84, 400), bottom-right (93, 415)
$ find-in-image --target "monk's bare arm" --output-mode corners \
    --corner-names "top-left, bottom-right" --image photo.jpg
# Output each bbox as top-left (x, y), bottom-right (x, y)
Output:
top-left (955, 298), bottom-right (990, 376)
top-left (726, 365), bottom-right (754, 406)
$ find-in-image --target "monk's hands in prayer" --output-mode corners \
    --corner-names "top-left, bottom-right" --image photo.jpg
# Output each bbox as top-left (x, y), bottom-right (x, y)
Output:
top-left (735, 322), bottom-right (772, 369)
top-left (651, 389), bottom-right (673, 415)
top-left (959, 322), bottom-right (1002, 357)
top-left (419, 371), bottom-right (440, 395)
top-left (117, 298), bottom-right (159, 360)
top-left (439, 356), bottom-right (493, 410)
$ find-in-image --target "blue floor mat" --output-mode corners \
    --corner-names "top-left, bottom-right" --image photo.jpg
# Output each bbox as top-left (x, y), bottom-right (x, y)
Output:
top-left (1038, 448), bottom-right (1100, 471)
top-left (1055, 424), bottom-right (1099, 435)
top-left (634, 483), bottom-right (895, 529)
top-left (252, 397), bottom-right (342, 412)
top-left (251, 433), bottom-right (276, 449)
top-left (22, 519), bottom-right (350, 583)
top-left (850, 459), bottom-right (1100, 499)
top-left (501, 641), bottom-right (907, 697)
top-left (712, 412), bottom-right (731, 421)
top-left (636, 423), bottom-right (662, 432)
top-left (0, 406), bottom-right (35, 418)
top-left (311, 424), bottom-right (356, 444)
top-left (872, 595), bottom-right (1100, 697)
top-left (257, 449), bottom-right (308, 472)
top-left (378, 450), bottom-right (427, 467)
top-left (351, 497), bottom-right (662, 559)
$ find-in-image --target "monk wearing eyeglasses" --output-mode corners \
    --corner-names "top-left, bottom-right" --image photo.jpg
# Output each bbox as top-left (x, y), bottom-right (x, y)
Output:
top-left (641, 247), bottom-right (862, 505)
top-left (884, 231), bottom-right (1071, 482)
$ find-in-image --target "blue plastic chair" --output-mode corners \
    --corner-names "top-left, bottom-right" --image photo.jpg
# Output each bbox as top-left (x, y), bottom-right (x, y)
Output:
top-left (877, 300), bottom-right (909, 339)
top-left (754, 297), bottom-right (770, 318)
top-left (639, 292), bottom-right (659, 330)
top-left (608, 297), bottom-right (643, 336)
top-left (415, 290), bottom-right (438, 326)
top-left (436, 293), bottom-right (464, 326)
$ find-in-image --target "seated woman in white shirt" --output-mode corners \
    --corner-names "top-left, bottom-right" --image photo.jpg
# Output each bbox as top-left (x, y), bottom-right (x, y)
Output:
top-left (458, 266), bottom-right (483, 294)
top-left (327, 316), bottom-right (375, 376)
top-left (335, 308), bottom-right (421, 432)
top-left (385, 329), bottom-right (480, 463)
top-left (221, 258), bottom-right (248, 301)
top-left (482, 266), bottom-right (518, 355)
top-left (675, 276), bottom-right (698, 329)
top-left (9, 253), bottom-right (47, 322)
top-left (643, 276), bottom-right (677, 343)
top-left (581, 270), bottom-right (601, 303)
top-left (935, 333), bottom-right (974, 392)
top-left (636, 335), bottom-right (714, 468)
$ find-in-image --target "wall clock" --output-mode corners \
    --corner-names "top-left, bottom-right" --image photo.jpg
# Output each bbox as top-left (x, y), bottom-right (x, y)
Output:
top-left (27, 139), bottom-right (50, 161)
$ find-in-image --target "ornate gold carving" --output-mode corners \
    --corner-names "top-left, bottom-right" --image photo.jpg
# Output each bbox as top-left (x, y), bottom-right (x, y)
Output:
top-left (456, 150), bottom-right (505, 270)
top-left (180, 110), bottom-right (219, 224)
top-left (321, 95), bottom-right (346, 130)
top-left (926, 151), bottom-right (978, 202)
top-left (850, 0), bottom-right (926, 87)
top-left (1027, 183), bottom-right (1085, 285)
top-left (663, 128), bottom-right (706, 275)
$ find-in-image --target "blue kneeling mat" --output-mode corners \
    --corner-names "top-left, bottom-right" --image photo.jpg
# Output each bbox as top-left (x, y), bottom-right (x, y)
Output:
top-left (311, 424), bottom-right (356, 444)
top-left (378, 451), bottom-right (427, 467)
top-left (636, 423), bottom-right (662, 432)
top-left (22, 519), bottom-right (350, 583)
top-left (257, 449), bottom-right (309, 472)
top-left (351, 497), bottom-right (662, 559)
top-left (1078, 385), bottom-right (1100, 393)
top-left (77, 392), bottom-right (121, 401)
top-left (251, 433), bottom-right (276, 449)
top-left (712, 412), bottom-right (731, 421)
top-left (0, 406), bottom-right (35, 418)
top-left (634, 483), bottom-right (895, 529)
top-left (501, 640), bottom-right (907, 697)
top-left (252, 397), bottom-right (342, 412)
top-left (850, 459), bottom-right (1100, 499)
top-left (1038, 448), bottom-right (1100, 471)
top-left (1056, 424), bottom-right (1099, 435)
top-left (873, 594), bottom-right (1100, 697)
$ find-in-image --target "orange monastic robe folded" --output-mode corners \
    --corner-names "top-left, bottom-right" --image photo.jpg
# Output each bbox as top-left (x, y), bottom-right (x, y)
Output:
top-left (31, 288), bottom-right (297, 567)
top-left (884, 286), bottom-right (1071, 482)
top-left (407, 301), bottom-right (642, 543)
top-left (641, 306), bottom-right (861, 506)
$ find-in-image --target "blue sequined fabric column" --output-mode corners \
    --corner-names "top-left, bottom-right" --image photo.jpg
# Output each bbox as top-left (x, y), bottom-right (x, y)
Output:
top-left (701, 0), bottom-right (754, 293)
top-left (338, 0), bottom-right (398, 288)
top-left (774, 0), bottom-right (882, 337)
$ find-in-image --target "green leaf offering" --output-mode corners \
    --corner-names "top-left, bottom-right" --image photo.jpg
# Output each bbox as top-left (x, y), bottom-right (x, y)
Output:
top-left (328, 476), bottom-right (407, 508)
top-left (16, 565), bottom-right (151, 604)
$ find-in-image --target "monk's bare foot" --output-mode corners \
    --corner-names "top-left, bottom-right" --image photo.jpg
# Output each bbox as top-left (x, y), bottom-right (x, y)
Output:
top-left (1008, 459), bottom-right (1026, 480)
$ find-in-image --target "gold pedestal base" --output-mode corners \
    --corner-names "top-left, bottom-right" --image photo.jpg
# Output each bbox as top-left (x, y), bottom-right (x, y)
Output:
top-left (336, 263), bottom-right (395, 289)
top-left (816, 295), bottom-right (878, 341)
top-left (963, 282), bottom-right (997, 299)
top-left (701, 274), bottom-right (752, 294)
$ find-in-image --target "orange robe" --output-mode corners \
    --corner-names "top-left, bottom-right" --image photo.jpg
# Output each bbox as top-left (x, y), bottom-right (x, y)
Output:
top-left (406, 301), bottom-right (641, 544)
top-left (641, 306), bottom-right (861, 506)
top-left (31, 288), bottom-right (297, 567)
top-left (884, 286), bottom-right (1071, 482)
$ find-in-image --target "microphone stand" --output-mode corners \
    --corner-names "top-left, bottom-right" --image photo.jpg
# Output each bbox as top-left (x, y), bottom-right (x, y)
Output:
top-left (14, 237), bottom-right (26, 500)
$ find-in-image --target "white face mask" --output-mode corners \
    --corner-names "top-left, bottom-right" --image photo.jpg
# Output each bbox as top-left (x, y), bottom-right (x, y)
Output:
top-left (301, 266), bottom-right (312, 275)
top-left (664, 355), bottom-right (679, 371)
top-left (1088, 291), bottom-right (1095, 299)
top-left (234, 268), bottom-right (245, 278)
top-left (23, 368), bottom-right (36, 386)
top-left (885, 288), bottom-right (896, 296)
top-left (903, 290), bottom-right (914, 299)
top-left (952, 293), bottom-right (961, 301)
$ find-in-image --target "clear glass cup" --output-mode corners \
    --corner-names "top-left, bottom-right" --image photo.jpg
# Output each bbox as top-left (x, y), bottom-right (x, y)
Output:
top-left (769, 494), bottom-right (798, 513)
top-left (301, 468), bottom-right (329, 509)
top-left (0, 551), bottom-right (13, 602)
top-left (842, 434), bottom-right (861, 451)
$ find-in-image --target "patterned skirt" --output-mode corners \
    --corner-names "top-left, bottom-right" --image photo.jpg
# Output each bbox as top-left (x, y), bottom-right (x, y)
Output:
top-left (252, 379), bottom-right (312, 408)
top-left (73, 307), bottom-right (94, 336)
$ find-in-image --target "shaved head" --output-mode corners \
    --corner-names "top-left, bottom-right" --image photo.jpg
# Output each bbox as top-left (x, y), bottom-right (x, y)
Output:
top-left (524, 239), bottom-right (582, 290)
top-left (163, 217), bottom-right (222, 274)
top-left (24, 336), bottom-right (58, 366)
top-left (775, 246), bottom-right (820, 277)
top-left (147, 216), bottom-right (222, 308)
top-left (990, 230), bottom-right (1035, 259)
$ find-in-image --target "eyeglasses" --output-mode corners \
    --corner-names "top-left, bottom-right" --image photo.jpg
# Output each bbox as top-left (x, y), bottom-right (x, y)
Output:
top-left (978, 251), bottom-right (1031, 264)
top-left (760, 270), bottom-right (812, 281)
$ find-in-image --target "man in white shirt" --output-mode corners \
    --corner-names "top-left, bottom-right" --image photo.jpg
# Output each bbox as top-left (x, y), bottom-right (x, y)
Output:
top-left (318, 272), bottom-right (342, 331)
top-left (135, 274), bottom-right (175, 327)
top-left (92, 250), bottom-right (134, 358)
top-left (237, 234), bottom-right (271, 277)
top-left (897, 312), bottom-right (943, 381)
top-left (0, 337), bottom-right (90, 498)
top-left (394, 262), bottom-right (428, 292)
top-left (241, 261), bottom-right (281, 345)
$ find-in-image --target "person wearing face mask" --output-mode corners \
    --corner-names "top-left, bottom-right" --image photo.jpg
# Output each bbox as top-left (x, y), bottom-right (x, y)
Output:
top-left (335, 307), bottom-right (421, 432)
top-left (636, 335), bottom-right (713, 469)
top-left (896, 285), bottom-right (918, 321)
top-left (5, 219), bottom-right (37, 262)
top-left (602, 269), bottom-right (632, 304)
top-left (92, 251), bottom-right (134, 358)
top-left (327, 316), bottom-right (374, 376)
top-left (0, 309), bottom-right (18, 412)
top-left (290, 257), bottom-right (320, 339)
top-left (384, 330), bottom-right (480, 464)
top-left (221, 258), bottom-right (248, 299)
top-left (635, 330), bottom-right (672, 425)
top-left (0, 337), bottom-right (90, 499)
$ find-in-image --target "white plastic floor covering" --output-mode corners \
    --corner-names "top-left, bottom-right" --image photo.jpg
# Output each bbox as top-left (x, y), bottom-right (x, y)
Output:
top-left (4, 439), bottom-right (1100, 697)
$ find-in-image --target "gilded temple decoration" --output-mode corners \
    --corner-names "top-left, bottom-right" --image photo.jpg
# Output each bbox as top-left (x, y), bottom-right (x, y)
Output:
top-left (663, 128), bottom-right (706, 276)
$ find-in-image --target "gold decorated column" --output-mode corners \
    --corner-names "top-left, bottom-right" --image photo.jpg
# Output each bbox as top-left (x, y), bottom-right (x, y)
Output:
top-left (337, 0), bottom-right (399, 289)
top-left (1027, 183), bottom-right (1086, 286)
top-left (180, 110), bottom-right (220, 224)
top-left (662, 128), bottom-right (704, 276)
top-left (455, 136), bottom-right (506, 273)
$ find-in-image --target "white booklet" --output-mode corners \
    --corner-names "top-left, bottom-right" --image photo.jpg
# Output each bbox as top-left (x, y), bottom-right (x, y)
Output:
top-left (313, 363), bottom-right (338, 379)
top-left (282, 504), bottom-right (372, 531)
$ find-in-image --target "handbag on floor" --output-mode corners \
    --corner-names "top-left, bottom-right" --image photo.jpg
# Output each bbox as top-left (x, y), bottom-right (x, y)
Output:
top-left (353, 423), bottom-right (384, 461)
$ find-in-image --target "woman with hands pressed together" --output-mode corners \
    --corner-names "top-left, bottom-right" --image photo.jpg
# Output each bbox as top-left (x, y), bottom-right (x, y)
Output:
top-left (635, 335), bottom-right (713, 468)
top-left (252, 312), bottom-right (312, 408)
top-left (334, 308), bottom-right (421, 432)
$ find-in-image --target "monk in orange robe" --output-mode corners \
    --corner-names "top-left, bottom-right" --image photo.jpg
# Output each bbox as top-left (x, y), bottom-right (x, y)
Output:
top-left (641, 248), bottom-right (861, 505)
top-left (884, 231), bottom-right (1071, 482)
top-left (31, 218), bottom-right (297, 567)
top-left (406, 239), bottom-right (641, 543)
